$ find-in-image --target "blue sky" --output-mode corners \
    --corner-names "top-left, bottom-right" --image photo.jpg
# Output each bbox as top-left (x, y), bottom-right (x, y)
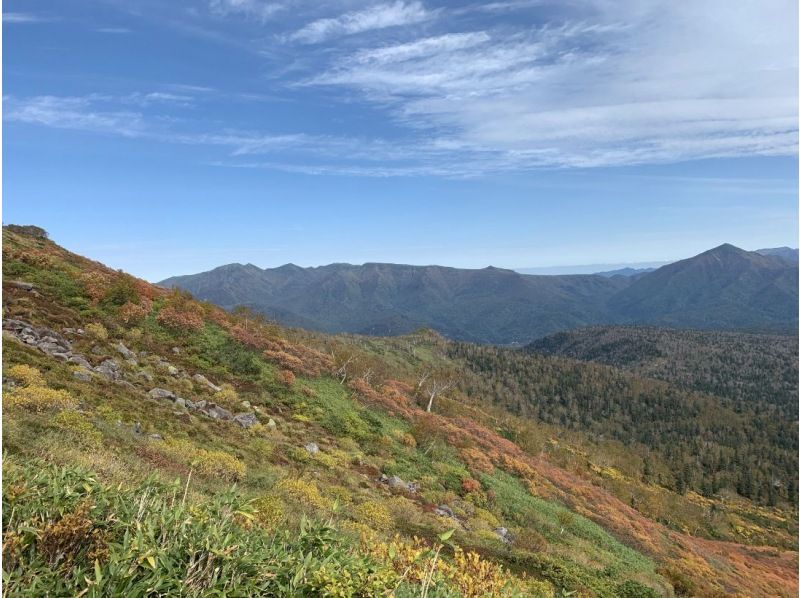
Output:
top-left (3, 0), bottom-right (798, 281)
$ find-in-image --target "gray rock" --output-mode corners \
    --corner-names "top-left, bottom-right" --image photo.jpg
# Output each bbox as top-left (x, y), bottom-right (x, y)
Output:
top-left (304, 442), bottom-right (320, 455)
top-left (203, 403), bottom-right (233, 420)
top-left (149, 434), bottom-right (163, 441)
top-left (8, 280), bottom-right (35, 292)
top-left (185, 400), bottom-right (196, 410)
top-left (91, 345), bottom-right (104, 355)
top-left (115, 342), bottom-right (136, 360)
top-left (172, 347), bottom-right (181, 354)
top-left (68, 355), bottom-right (92, 369)
top-left (95, 359), bottom-right (121, 380)
top-left (434, 505), bottom-right (455, 518)
top-left (73, 368), bottom-right (92, 382)
top-left (166, 365), bottom-right (179, 376)
top-left (493, 527), bottom-right (513, 544)
top-left (148, 388), bottom-right (176, 400)
top-left (194, 400), bottom-right (207, 410)
top-left (266, 418), bottom-right (277, 431)
top-left (233, 412), bottom-right (258, 429)
top-left (175, 397), bottom-right (186, 408)
top-left (192, 373), bottom-right (221, 392)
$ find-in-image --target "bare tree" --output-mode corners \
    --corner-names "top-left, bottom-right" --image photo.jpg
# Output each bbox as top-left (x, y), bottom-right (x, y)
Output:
top-left (425, 377), bottom-right (454, 413)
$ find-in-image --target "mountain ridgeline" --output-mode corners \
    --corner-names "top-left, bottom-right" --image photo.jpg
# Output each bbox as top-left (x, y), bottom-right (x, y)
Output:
top-left (160, 244), bottom-right (799, 344)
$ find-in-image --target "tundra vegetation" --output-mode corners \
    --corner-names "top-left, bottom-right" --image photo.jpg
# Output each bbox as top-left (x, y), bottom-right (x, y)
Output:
top-left (2, 226), bottom-right (797, 597)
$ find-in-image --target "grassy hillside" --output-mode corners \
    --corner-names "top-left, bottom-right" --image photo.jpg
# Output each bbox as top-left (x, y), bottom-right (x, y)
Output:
top-left (3, 226), bottom-right (797, 597)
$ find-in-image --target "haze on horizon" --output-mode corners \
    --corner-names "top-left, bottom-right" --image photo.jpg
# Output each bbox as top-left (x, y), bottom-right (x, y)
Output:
top-left (3, 0), bottom-right (798, 281)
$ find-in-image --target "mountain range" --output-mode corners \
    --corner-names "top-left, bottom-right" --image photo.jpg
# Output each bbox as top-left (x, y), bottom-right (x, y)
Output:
top-left (160, 244), bottom-right (798, 344)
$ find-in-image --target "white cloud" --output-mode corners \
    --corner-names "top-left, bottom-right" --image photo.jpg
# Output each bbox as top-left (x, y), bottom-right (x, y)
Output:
top-left (4, 96), bottom-right (148, 138)
top-left (290, 1), bottom-right (433, 44)
top-left (3, 12), bottom-right (48, 23)
top-left (209, 0), bottom-right (283, 21)
top-left (95, 27), bottom-right (132, 34)
top-left (306, 0), bottom-right (798, 167)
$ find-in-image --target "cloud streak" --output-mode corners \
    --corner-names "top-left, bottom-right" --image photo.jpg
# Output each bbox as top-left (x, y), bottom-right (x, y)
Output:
top-left (289, 1), bottom-right (433, 44)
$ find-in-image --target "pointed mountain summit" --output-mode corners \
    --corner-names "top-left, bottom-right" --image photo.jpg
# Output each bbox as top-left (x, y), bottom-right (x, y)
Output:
top-left (610, 244), bottom-right (797, 330)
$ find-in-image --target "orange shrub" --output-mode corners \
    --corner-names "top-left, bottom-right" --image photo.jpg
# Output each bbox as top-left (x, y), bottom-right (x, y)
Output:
top-left (277, 369), bottom-right (295, 387)
top-left (156, 306), bottom-right (204, 331)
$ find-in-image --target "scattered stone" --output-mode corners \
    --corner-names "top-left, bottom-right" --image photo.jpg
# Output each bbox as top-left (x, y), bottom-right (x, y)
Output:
top-left (194, 400), bottom-right (207, 410)
top-left (192, 373), bottom-right (221, 392)
top-left (304, 442), bottom-right (320, 455)
top-left (185, 399), bottom-right (196, 410)
top-left (134, 422), bottom-right (142, 434)
top-left (241, 400), bottom-right (251, 409)
top-left (73, 368), bottom-right (92, 382)
top-left (175, 397), bottom-right (186, 408)
top-left (494, 527), bottom-right (513, 544)
top-left (68, 355), bottom-right (92, 369)
top-left (95, 359), bottom-right (121, 380)
top-left (91, 345), bottom-right (104, 355)
top-left (379, 474), bottom-right (419, 493)
top-left (203, 403), bottom-right (233, 420)
top-left (149, 434), bottom-right (163, 441)
top-left (172, 347), bottom-right (181, 354)
top-left (233, 412), bottom-right (258, 429)
top-left (266, 418), bottom-right (277, 431)
top-left (166, 365), bottom-right (179, 376)
top-left (8, 280), bottom-right (36, 291)
top-left (148, 388), bottom-right (176, 400)
top-left (434, 504), bottom-right (455, 518)
top-left (115, 342), bottom-right (137, 361)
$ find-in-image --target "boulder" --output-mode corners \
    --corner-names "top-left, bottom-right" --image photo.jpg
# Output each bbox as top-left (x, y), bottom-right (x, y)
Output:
top-left (68, 355), bottom-right (92, 369)
top-left (148, 388), bottom-right (176, 400)
top-left (233, 413), bottom-right (259, 429)
top-left (73, 368), bottom-right (92, 382)
top-left (202, 403), bottom-right (233, 420)
top-left (95, 359), bottom-right (121, 380)
top-left (494, 527), bottom-right (513, 544)
top-left (434, 504), bottom-right (455, 518)
top-left (115, 342), bottom-right (137, 361)
top-left (192, 373), bottom-right (221, 392)
top-left (304, 442), bottom-right (320, 455)
top-left (7, 280), bottom-right (35, 292)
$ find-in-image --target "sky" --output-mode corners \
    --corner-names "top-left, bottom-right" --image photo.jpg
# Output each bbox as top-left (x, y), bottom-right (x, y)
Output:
top-left (3, 0), bottom-right (798, 281)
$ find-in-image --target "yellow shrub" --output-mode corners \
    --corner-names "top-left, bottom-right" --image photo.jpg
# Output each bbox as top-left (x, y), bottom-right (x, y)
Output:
top-left (162, 439), bottom-right (245, 482)
top-left (353, 500), bottom-right (393, 530)
top-left (195, 450), bottom-right (246, 482)
top-left (52, 410), bottom-right (102, 446)
top-left (276, 478), bottom-right (333, 511)
top-left (339, 520), bottom-right (377, 542)
top-left (6, 364), bottom-right (44, 387)
top-left (251, 495), bottom-right (285, 529)
top-left (214, 384), bottom-right (238, 404)
top-left (445, 548), bottom-right (512, 597)
top-left (5, 385), bottom-right (77, 412)
top-left (324, 485), bottom-right (353, 506)
top-left (85, 323), bottom-right (108, 342)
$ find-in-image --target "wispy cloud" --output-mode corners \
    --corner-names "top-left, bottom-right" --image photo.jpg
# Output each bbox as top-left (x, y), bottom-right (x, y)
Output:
top-left (304, 0), bottom-right (798, 168)
top-left (3, 12), bottom-right (49, 23)
top-left (209, 0), bottom-right (283, 22)
top-left (289, 1), bottom-right (434, 44)
top-left (95, 27), bottom-right (132, 34)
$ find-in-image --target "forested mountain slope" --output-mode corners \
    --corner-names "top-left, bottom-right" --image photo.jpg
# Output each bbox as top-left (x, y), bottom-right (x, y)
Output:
top-left (527, 326), bottom-right (798, 414)
top-left (161, 244), bottom-right (798, 344)
top-left (3, 226), bottom-right (797, 597)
